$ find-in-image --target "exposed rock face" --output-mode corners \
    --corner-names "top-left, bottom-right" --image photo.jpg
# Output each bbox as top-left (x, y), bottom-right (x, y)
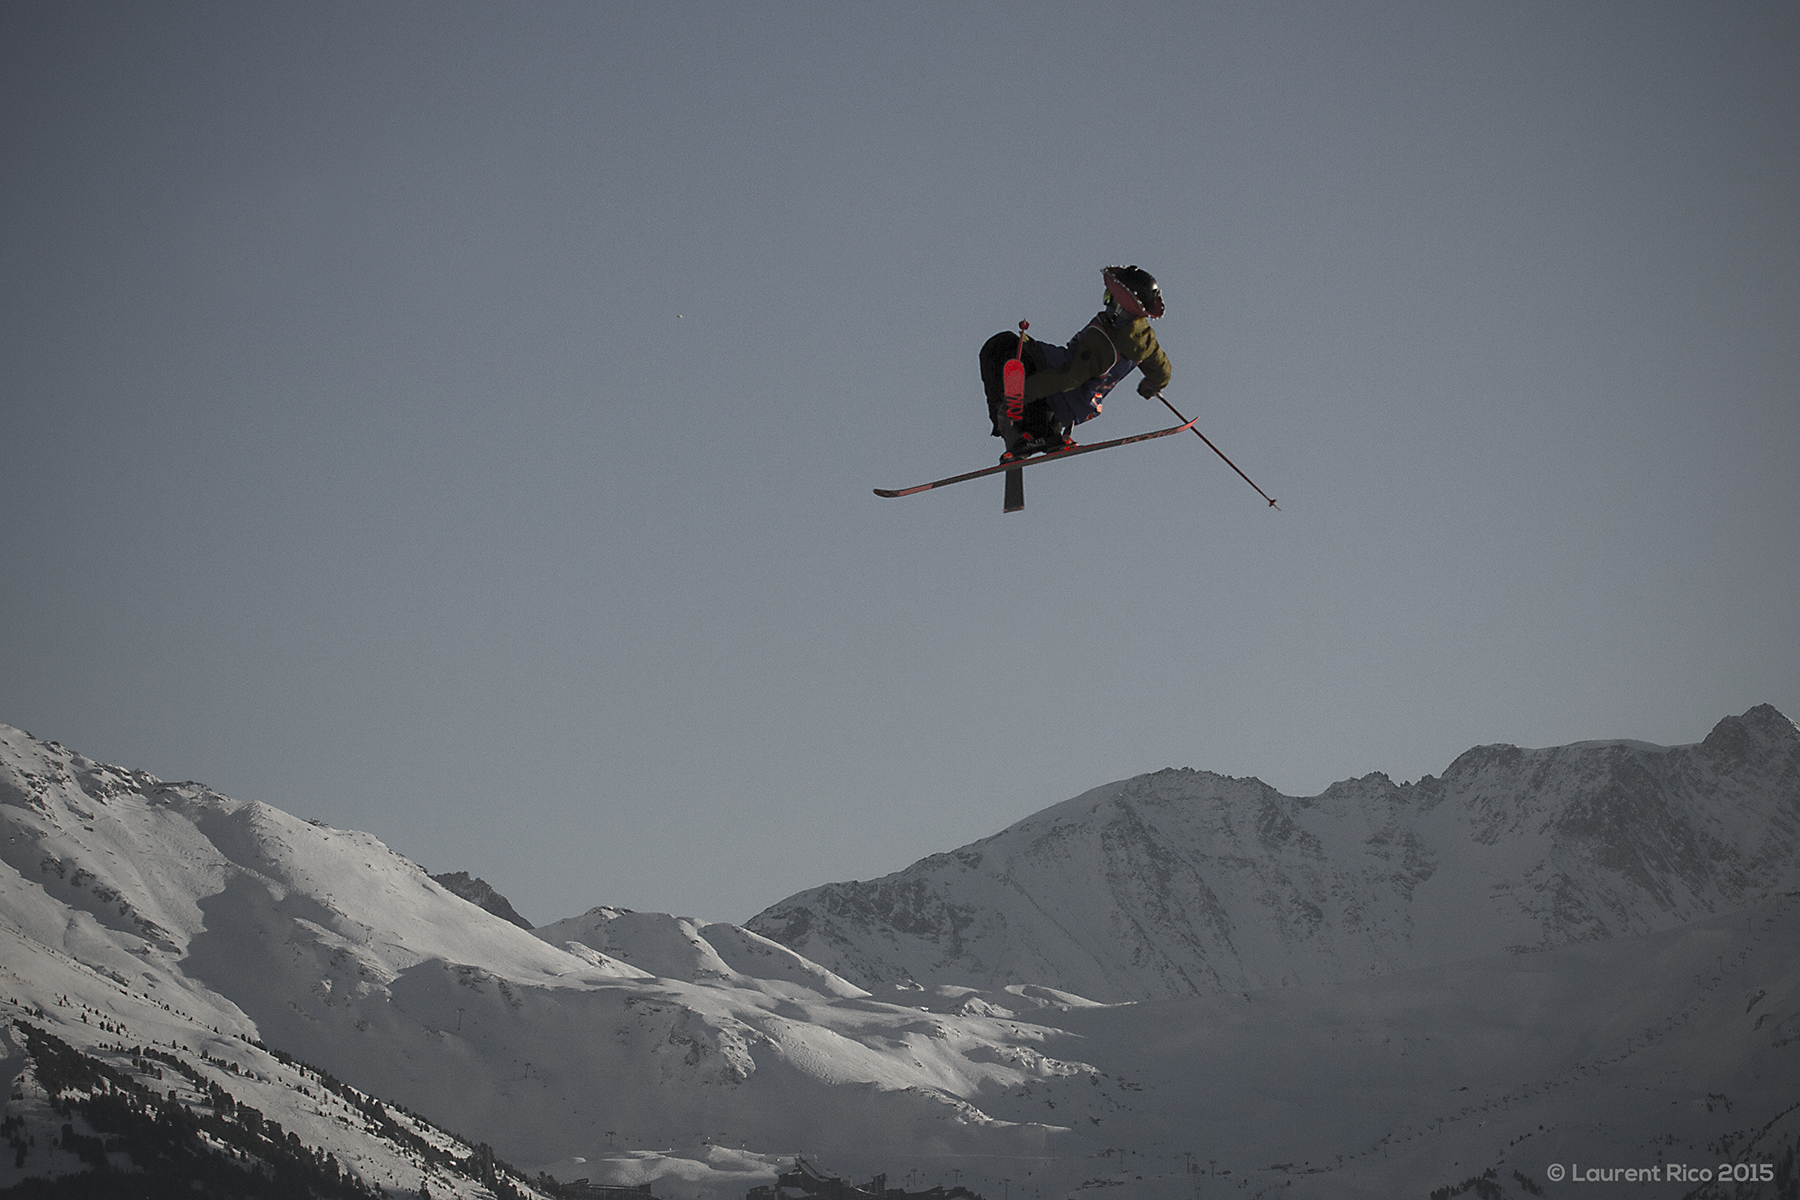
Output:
top-left (430, 870), bottom-right (534, 930)
top-left (747, 706), bottom-right (1800, 1002)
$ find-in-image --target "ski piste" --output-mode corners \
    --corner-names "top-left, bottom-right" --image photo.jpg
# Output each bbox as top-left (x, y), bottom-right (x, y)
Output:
top-left (873, 416), bottom-right (1199, 506)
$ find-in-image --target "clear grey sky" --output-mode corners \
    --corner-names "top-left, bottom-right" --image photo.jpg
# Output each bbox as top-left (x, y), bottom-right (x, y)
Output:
top-left (4, 1), bottom-right (1796, 926)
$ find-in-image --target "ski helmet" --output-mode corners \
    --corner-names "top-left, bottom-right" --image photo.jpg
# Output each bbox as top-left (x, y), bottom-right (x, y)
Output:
top-left (1102, 265), bottom-right (1164, 319)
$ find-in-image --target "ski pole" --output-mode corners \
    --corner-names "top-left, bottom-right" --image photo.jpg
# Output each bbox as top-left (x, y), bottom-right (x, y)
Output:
top-left (1152, 393), bottom-right (1280, 510)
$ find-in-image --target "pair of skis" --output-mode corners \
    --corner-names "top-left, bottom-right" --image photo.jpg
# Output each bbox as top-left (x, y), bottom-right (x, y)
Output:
top-left (873, 394), bottom-right (1278, 514)
top-left (874, 416), bottom-right (1199, 512)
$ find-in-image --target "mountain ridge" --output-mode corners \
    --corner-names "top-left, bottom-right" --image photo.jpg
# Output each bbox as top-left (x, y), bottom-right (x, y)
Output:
top-left (746, 705), bottom-right (1800, 1002)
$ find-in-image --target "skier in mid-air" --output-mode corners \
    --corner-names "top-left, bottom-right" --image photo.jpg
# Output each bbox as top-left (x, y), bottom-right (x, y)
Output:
top-left (876, 264), bottom-right (1277, 509)
top-left (979, 265), bottom-right (1173, 464)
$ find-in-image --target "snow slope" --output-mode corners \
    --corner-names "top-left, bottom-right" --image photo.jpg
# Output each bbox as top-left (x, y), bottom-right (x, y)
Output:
top-left (0, 725), bottom-right (1098, 1196)
top-left (747, 706), bottom-right (1800, 1003)
top-left (1004, 892), bottom-right (1800, 1198)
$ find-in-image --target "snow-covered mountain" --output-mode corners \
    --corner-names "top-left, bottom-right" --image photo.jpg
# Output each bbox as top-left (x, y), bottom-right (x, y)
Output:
top-left (4, 711), bottom-right (1798, 1199)
top-left (747, 706), bottom-right (1800, 1004)
top-left (0, 724), bottom-right (1113, 1198)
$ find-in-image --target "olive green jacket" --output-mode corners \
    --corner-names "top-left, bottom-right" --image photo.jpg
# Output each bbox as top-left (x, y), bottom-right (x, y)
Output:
top-left (1022, 313), bottom-right (1172, 402)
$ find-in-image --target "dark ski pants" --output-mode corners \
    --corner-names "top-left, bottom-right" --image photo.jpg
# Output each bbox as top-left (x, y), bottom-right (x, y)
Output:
top-left (979, 330), bottom-right (1086, 439)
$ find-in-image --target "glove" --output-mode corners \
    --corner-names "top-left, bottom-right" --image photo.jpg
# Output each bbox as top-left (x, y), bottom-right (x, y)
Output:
top-left (1136, 377), bottom-right (1160, 399)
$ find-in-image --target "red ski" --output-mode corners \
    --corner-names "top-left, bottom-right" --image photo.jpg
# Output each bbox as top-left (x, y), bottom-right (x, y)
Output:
top-left (873, 416), bottom-right (1199, 508)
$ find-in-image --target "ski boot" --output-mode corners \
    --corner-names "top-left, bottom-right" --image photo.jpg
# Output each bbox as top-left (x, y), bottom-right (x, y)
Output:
top-left (993, 406), bottom-right (1035, 464)
top-left (999, 403), bottom-right (1062, 462)
top-left (998, 432), bottom-right (1037, 465)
